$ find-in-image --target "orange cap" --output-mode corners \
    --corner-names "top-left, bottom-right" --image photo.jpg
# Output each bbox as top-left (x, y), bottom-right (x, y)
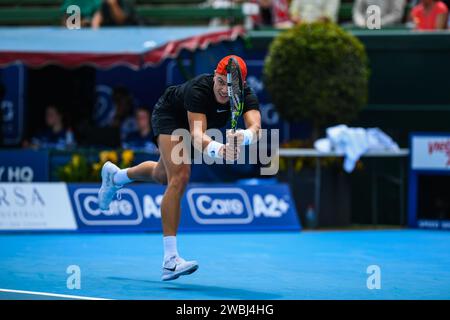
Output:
top-left (215, 55), bottom-right (247, 80)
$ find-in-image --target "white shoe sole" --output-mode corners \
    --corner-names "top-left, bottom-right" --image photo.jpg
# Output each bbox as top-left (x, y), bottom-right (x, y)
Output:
top-left (162, 263), bottom-right (199, 281)
top-left (98, 162), bottom-right (115, 210)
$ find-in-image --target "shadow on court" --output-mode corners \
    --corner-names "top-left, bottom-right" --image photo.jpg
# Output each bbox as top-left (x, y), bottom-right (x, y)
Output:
top-left (107, 277), bottom-right (281, 299)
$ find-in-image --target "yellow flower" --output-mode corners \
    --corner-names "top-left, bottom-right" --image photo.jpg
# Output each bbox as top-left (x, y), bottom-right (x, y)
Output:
top-left (71, 154), bottom-right (81, 167)
top-left (92, 163), bottom-right (101, 172)
top-left (279, 158), bottom-right (286, 171)
top-left (99, 151), bottom-right (110, 164)
top-left (294, 159), bottom-right (303, 172)
top-left (122, 149), bottom-right (134, 165)
top-left (64, 166), bottom-right (72, 175)
top-left (107, 151), bottom-right (118, 164)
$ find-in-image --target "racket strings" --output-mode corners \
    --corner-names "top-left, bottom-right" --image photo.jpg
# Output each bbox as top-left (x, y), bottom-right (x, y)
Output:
top-left (229, 64), bottom-right (243, 114)
top-left (227, 59), bottom-right (244, 132)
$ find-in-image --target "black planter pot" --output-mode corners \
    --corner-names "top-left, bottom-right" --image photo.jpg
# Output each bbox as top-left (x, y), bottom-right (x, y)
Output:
top-left (279, 166), bottom-right (352, 229)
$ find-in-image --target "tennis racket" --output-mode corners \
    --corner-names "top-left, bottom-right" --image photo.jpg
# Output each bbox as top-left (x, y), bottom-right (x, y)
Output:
top-left (226, 57), bottom-right (245, 159)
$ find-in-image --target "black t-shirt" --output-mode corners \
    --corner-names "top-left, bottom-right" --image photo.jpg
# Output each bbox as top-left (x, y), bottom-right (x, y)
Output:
top-left (158, 74), bottom-right (260, 130)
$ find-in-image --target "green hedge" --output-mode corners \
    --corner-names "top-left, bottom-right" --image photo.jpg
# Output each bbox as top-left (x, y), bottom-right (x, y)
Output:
top-left (263, 22), bottom-right (370, 132)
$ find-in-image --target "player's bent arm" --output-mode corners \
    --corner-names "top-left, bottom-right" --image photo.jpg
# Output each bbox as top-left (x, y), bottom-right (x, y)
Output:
top-left (187, 111), bottom-right (212, 152)
top-left (242, 109), bottom-right (262, 144)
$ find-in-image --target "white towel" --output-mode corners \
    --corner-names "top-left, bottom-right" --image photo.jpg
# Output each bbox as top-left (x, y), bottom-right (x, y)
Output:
top-left (314, 125), bottom-right (399, 173)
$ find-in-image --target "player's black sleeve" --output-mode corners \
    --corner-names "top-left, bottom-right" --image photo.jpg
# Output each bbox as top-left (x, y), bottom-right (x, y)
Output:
top-left (243, 85), bottom-right (260, 113)
top-left (183, 84), bottom-right (209, 114)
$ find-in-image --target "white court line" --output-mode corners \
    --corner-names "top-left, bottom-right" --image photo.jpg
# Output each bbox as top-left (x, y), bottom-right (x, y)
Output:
top-left (0, 288), bottom-right (112, 300)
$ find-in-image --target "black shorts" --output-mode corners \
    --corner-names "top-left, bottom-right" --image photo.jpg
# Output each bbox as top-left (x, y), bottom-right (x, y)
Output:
top-left (151, 90), bottom-right (188, 146)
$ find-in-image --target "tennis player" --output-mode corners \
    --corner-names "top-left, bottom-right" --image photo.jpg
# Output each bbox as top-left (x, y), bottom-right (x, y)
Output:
top-left (98, 55), bottom-right (261, 281)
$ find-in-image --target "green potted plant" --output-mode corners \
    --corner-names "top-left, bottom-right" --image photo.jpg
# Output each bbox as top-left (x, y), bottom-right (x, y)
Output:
top-left (263, 22), bottom-right (370, 140)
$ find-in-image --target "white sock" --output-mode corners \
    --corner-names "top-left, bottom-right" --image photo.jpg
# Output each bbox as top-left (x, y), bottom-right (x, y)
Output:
top-left (113, 168), bottom-right (133, 186)
top-left (163, 236), bottom-right (179, 260)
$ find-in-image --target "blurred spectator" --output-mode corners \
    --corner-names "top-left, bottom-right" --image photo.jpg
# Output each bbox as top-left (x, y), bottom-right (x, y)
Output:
top-left (29, 105), bottom-right (75, 150)
top-left (411, 0), bottom-right (449, 30)
top-left (91, 0), bottom-right (139, 28)
top-left (205, 0), bottom-right (243, 27)
top-left (252, 0), bottom-right (293, 29)
top-left (93, 86), bottom-right (137, 140)
top-left (205, 0), bottom-right (292, 29)
top-left (353, 0), bottom-right (407, 28)
top-left (289, 0), bottom-right (341, 24)
top-left (444, 0), bottom-right (450, 26)
top-left (272, 0), bottom-right (294, 27)
top-left (122, 107), bottom-right (158, 153)
top-left (258, 0), bottom-right (274, 26)
top-left (111, 86), bottom-right (137, 140)
top-left (61, 0), bottom-right (102, 27)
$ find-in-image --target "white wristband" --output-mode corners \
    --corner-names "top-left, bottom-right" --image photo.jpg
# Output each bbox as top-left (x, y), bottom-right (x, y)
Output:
top-left (206, 140), bottom-right (224, 159)
top-left (241, 129), bottom-right (254, 146)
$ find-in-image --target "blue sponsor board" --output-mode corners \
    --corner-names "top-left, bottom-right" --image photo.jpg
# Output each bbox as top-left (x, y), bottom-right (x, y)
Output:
top-left (181, 185), bottom-right (300, 232)
top-left (67, 184), bottom-right (165, 232)
top-left (0, 150), bottom-right (49, 182)
top-left (67, 183), bottom-right (301, 232)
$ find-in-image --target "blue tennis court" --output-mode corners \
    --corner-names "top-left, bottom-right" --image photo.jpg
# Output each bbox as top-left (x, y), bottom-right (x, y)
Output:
top-left (1, 229), bottom-right (449, 300)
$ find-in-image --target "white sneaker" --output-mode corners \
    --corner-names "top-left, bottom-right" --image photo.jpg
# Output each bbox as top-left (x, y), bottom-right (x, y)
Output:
top-left (162, 256), bottom-right (199, 281)
top-left (98, 161), bottom-right (122, 211)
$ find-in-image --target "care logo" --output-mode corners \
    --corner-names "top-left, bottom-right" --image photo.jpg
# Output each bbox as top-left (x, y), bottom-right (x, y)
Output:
top-left (186, 188), bottom-right (254, 225)
top-left (73, 188), bottom-right (143, 225)
top-left (186, 188), bottom-right (290, 225)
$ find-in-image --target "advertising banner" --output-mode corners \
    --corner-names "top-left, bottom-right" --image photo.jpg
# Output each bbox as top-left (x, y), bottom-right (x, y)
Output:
top-left (411, 134), bottom-right (450, 170)
top-left (67, 183), bottom-right (301, 232)
top-left (0, 183), bottom-right (77, 231)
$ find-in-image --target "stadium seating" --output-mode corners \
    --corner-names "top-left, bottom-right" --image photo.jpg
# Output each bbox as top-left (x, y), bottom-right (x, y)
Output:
top-left (0, 0), bottom-right (412, 27)
top-left (0, 0), bottom-right (244, 25)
